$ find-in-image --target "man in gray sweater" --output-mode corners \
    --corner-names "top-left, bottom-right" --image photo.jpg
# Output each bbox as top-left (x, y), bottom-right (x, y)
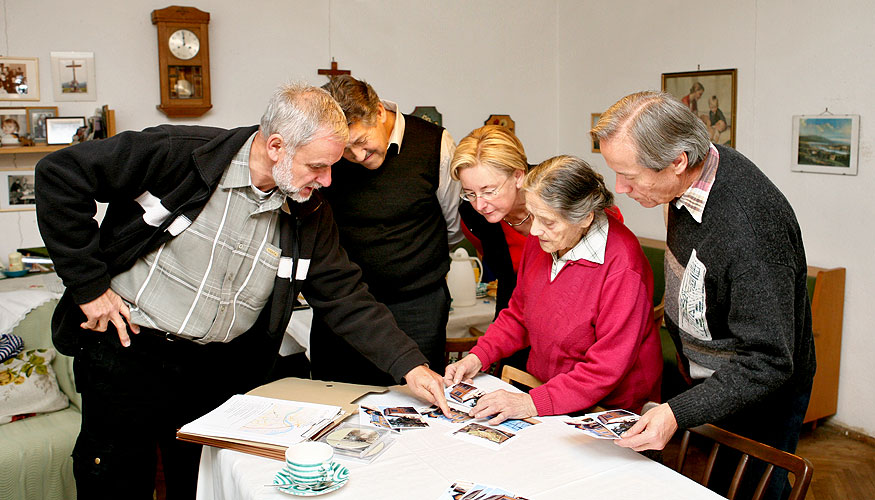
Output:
top-left (593, 91), bottom-right (815, 500)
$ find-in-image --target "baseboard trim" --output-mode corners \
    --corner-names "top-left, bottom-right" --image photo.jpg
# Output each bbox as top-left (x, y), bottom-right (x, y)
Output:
top-left (822, 421), bottom-right (875, 447)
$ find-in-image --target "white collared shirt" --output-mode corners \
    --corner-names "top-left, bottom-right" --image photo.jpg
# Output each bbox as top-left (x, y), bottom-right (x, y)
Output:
top-left (550, 211), bottom-right (609, 281)
top-left (382, 100), bottom-right (462, 245)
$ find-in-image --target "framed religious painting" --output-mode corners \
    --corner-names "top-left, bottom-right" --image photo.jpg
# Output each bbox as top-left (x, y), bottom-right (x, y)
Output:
top-left (0, 169), bottom-right (36, 211)
top-left (26, 106), bottom-right (59, 143)
top-left (0, 57), bottom-right (40, 101)
top-left (662, 68), bottom-right (737, 147)
top-left (51, 52), bottom-right (97, 101)
top-left (791, 114), bottom-right (859, 175)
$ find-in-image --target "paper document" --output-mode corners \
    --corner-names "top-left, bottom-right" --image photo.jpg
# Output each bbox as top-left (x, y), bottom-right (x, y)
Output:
top-left (178, 394), bottom-right (343, 448)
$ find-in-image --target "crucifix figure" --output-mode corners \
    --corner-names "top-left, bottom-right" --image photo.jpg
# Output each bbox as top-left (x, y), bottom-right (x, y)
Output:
top-left (317, 59), bottom-right (350, 79)
top-left (65, 60), bottom-right (83, 91)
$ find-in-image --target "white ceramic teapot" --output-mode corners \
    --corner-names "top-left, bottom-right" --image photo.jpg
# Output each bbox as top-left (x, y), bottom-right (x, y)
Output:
top-left (447, 248), bottom-right (483, 307)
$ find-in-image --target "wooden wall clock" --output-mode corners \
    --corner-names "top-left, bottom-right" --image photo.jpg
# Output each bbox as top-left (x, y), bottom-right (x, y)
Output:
top-left (151, 6), bottom-right (212, 118)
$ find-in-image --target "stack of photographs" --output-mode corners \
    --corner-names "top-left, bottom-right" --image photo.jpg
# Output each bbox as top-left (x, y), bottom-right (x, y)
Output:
top-left (317, 423), bottom-right (394, 463)
top-left (565, 409), bottom-right (640, 439)
top-left (436, 480), bottom-right (530, 500)
top-left (358, 405), bottom-right (430, 431)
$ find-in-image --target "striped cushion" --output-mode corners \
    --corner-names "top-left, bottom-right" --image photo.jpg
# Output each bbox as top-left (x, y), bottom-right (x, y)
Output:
top-left (0, 334), bottom-right (23, 362)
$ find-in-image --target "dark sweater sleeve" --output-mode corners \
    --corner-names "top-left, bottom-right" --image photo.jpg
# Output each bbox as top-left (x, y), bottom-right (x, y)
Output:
top-left (668, 262), bottom-right (798, 429)
top-left (35, 128), bottom-right (173, 304)
top-left (301, 202), bottom-right (428, 383)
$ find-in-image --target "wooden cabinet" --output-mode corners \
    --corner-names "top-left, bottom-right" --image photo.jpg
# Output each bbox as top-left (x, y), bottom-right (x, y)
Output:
top-left (803, 266), bottom-right (845, 424)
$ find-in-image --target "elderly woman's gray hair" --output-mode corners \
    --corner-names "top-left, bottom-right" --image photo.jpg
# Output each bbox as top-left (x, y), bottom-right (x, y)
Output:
top-left (522, 155), bottom-right (614, 225)
top-left (259, 82), bottom-right (348, 155)
top-left (590, 91), bottom-right (711, 171)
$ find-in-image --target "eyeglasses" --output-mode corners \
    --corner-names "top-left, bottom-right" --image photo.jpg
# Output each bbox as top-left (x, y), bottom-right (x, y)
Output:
top-left (459, 176), bottom-right (511, 203)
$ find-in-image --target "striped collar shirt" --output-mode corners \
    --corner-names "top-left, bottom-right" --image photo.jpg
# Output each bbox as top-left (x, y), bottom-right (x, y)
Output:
top-left (550, 211), bottom-right (609, 281)
top-left (674, 143), bottom-right (719, 223)
top-left (111, 132), bottom-right (287, 343)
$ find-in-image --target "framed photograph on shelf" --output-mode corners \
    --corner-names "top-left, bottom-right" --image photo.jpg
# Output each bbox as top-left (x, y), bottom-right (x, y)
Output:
top-left (591, 113), bottom-right (602, 153)
top-left (26, 106), bottom-right (59, 143)
top-left (791, 114), bottom-right (859, 175)
top-left (662, 68), bottom-right (737, 147)
top-left (0, 57), bottom-right (40, 101)
top-left (46, 116), bottom-right (86, 145)
top-left (0, 108), bottom-right (27, 146)
top-left (51, 52), bottom-right (97, 101)
top-left (0, 169), bottom-right (36, 211)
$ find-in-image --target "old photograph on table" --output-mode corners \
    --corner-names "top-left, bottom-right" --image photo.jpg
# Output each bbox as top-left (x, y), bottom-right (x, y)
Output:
top-left (379, 406), bottom-right (429, 429)
top-left (450, 422), bottom-right (516, 450)
top-left (421, 405), bottom-right (474, 425)
top-left (359, 406), bottom-right (393, 430)
top-left (446, 382), bottom-right (485, 408)
top-left (0, 170), bottom-right (36, 211)
top-left (436, 480), bottom-right (531, 500)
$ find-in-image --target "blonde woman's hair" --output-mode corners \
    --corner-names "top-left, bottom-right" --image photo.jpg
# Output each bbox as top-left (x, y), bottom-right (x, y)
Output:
top-left (451, 125), bottom-right (528, 181)
top-left (522, 155), bottom-right (613, 225)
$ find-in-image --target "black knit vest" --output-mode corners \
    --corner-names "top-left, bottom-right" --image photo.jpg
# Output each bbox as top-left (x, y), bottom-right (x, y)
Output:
top-left (322, 114), bottom-right (449, 300)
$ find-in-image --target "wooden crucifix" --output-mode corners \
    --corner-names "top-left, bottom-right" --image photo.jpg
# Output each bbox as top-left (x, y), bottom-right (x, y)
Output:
top-left (66, 60), bottom-right (83, 89)
top-left (317, 59), bottom-right (351, 79)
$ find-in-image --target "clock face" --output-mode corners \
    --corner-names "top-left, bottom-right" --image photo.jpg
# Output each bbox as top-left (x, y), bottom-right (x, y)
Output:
top-left (168, 29), bottom-right (200, 60)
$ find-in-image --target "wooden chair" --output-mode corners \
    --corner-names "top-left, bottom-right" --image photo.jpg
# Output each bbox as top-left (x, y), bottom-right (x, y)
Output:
top-left (675, 423), bottom-right (813, 500)
top-left (500, 365), bottom-right (543, 389)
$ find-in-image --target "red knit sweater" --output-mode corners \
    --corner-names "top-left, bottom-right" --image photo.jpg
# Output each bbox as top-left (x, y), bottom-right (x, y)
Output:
top-left (470, 215), bottom-right (662, 415)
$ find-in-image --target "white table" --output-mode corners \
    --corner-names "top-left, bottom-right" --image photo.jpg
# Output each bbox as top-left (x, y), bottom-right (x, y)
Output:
top-left (195, 375), bottom-right (722, 500)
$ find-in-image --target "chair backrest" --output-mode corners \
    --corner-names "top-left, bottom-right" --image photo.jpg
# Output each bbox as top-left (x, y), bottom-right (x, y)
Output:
top-left (675, 424), bottom-right (813, 500)
top-left (500, 365), bottom-right (544, 389)
top-left (445, 326), bottom-right (486, 366)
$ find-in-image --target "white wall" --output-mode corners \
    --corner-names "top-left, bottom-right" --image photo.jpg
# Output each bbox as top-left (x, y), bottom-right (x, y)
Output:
top-left (0, 0), bottom-right (558, 259)
top-left (2, 0), bottom-right (873, 436)
top-left (557, 0), bottom-right (875, 436)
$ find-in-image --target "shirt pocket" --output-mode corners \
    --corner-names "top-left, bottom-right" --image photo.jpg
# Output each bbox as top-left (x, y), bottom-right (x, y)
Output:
top-left (235, 242), bottom-right (281, 312)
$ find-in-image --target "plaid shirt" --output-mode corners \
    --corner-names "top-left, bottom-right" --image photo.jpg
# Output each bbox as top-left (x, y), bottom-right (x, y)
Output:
top-left (550, 211), bottom-right (609, 281)
top-left (111, 133), bottom-right (287, 343)
top-left (674, 143), bottom-right (720, 223)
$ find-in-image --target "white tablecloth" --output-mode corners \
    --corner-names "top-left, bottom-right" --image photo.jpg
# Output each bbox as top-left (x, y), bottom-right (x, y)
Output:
top-left (196, 375), bottom-right (722, 500)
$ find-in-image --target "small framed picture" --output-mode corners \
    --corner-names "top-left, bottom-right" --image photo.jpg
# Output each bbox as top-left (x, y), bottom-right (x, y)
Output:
top-left (51, 52), bottom-right (97, 101)
top-left (26, 107), bottom-right (59, 143)
top-left (46, 116), bottom-right (86, 145)
top-left (0, 108), bottom-right (27, 147)
top-left (791, 115), bottom-right (859, 175)
top-left (484, 114), bottom-right (515, 134)
top-left (0, 169), bottom-right (36, 211)
top-left (0, 57), bottom-right (40, 101)
top-left (662, 68), bottom-right (737, 147)
top-left (591, 113), bottom-right (602, 153)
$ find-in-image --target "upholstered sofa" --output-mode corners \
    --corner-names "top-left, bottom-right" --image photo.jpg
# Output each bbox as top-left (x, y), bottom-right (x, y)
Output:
top-left (0, 297), bottom-right (79, 500)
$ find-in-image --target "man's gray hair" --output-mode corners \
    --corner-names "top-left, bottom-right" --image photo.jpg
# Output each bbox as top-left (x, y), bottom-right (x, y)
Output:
top-left (591, 91), bottom-right (711, 171)
top-left (522, 155), bottom-right (614, 225)
top-left (259, 82), bottom-right (349, 154)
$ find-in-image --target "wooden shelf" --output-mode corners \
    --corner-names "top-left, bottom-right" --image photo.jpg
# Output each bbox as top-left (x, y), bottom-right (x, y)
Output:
top-left (0, 145), bottom-right (68, 155)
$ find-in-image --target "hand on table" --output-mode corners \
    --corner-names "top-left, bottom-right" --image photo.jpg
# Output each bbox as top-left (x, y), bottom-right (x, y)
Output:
top-left (443, 353), bottom-right (482, 386)
top-left (470, 390), bottom-right (537, 425)
top-left (78, 288), bottom-right (140, 347)
top-left (614, 402), bottom-right (678, 451)
top-left (404, 364), bottom-right (451, 416)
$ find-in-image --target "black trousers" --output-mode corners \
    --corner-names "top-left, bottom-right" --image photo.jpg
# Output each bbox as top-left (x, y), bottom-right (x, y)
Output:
top-left (71, 328), bottom-right (281, 500)
top-left (309, 282), bottom-right (450, 385)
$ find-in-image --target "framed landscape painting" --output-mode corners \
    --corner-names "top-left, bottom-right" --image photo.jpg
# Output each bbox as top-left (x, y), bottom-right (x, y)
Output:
top-left (662, 68), bottom-right (737, 147)
top-left (791, 115), bottom-right (859, 175)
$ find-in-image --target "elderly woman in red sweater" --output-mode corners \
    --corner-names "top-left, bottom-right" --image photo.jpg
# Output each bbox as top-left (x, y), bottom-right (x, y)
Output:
top-left (445, 155), bottom-right (662, 424)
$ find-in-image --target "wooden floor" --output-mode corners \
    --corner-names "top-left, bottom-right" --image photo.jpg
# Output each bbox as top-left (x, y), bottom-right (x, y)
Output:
top-left (661, 423), bottom-right (875, 499)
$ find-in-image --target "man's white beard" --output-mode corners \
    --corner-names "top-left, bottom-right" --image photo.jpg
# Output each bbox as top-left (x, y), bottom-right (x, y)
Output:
top-left (273, 155), bottom-right (322, 203)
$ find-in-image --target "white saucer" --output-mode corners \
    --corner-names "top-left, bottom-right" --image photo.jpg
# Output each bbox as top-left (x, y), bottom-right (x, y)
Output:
top-left (273, 462), bottom-right (349, 496)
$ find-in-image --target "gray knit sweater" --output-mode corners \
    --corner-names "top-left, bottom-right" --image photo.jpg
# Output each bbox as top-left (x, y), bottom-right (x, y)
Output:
top-left (664, 145), bottom-right (816, 429)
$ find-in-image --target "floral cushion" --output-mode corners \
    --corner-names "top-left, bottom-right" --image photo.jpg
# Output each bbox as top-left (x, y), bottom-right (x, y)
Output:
top-left (0, 348), bottom-right (69, 424)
